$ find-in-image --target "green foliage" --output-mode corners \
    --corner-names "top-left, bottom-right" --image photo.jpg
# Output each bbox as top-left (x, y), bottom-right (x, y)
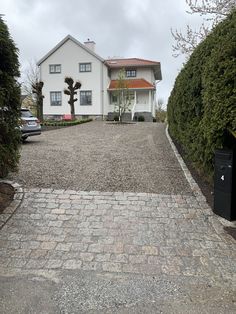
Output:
top-left (156, 110), bottom-right (167, 123)
top-left (167, 11), bottom-right (236, 178)
top-left (0, 17), bottom-right (21, 178)
top-left (42, 118), bottom-right (93, 127)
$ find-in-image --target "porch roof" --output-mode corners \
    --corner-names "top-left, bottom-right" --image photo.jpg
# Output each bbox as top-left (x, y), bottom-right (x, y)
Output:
top-left (108, 79), bottom-right (155, 91)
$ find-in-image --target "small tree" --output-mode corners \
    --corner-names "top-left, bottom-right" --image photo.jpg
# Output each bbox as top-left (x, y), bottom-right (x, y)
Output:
top-left (0, 16), bottom-right (21, 177)
top-left (64, 77), bottom-right (81, 120)
top-left (32, 81), bottom-right (44, 121)
top-left (22, 60), bottom-right (41, 115)
top-left (156, 98), bottom-right (167, 123)
top-left (114, 69), bottom-right (131, 123)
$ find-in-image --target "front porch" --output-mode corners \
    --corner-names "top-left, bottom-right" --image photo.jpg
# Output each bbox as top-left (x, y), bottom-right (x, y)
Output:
top-left (108, 89), bottom-right (156, 122)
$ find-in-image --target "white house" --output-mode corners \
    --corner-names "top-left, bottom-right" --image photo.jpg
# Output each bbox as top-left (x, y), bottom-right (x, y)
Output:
top-left (37, 35), bottom-right (162, 121)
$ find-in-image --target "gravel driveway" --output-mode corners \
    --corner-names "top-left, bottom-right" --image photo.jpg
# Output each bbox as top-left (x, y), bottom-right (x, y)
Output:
top-left (9, 121), bottom-right (192, 194)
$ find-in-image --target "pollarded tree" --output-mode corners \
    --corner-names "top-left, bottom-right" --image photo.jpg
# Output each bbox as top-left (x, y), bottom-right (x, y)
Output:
top-left (64, 77), bottom-right (81, 120)
top-left (114, 69), bottom-right (131, 123)
top-left (0, 16), bottom-right (21, 177)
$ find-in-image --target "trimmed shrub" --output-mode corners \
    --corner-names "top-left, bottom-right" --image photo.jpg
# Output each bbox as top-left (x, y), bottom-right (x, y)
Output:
top-left (0, 17), bottom-right (21, 178)
top-left (42, 118), bottom-right (93, 127)
top-left (167, 11), bottom-right (236, 178)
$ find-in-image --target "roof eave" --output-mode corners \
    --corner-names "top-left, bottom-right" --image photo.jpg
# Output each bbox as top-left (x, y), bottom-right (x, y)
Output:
top-left (37, 35), bottom-right (104, 66)
top-left (108, 87), bottom-right (155, 91)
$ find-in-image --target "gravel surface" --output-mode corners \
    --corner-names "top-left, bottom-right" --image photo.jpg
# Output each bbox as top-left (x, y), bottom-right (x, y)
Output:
top-left (9, 121), bottom-right (192, 194)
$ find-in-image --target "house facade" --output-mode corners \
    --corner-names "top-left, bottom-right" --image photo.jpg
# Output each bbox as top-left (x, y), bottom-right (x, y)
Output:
top-left (37, 35), bottom-right (162, 121)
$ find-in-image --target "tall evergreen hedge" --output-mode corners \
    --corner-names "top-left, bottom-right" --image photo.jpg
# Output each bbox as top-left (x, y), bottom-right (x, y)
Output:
top-left (167, 11), bottom-right (236, 178)
top-left (0, 16), bottom-right (21, 178)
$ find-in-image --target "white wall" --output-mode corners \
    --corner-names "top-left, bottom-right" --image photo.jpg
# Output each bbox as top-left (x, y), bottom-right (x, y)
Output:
top-left (40, 39), bottom-right (106, 116)
top-left (110, 67), bottom-right (155, 83)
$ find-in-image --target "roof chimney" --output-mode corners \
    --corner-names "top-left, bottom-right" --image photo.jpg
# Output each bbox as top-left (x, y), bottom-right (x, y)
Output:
top-left (84, 38), bottom-right (95, 52)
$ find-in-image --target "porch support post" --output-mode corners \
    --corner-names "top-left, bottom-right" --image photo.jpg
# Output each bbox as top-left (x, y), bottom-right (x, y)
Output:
top-left (149, 90), bottom-right (151, 113)
top-left (134, 90), bottom-right (137, 106)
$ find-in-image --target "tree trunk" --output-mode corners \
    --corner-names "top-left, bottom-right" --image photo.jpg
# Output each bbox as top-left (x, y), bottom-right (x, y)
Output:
top-left (69, 95), bottom-right (75, 120)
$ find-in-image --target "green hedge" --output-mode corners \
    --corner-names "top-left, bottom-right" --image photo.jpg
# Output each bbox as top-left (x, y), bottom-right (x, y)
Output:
top-left (167, 11), bottom-right (236, 178)
top-left (0, 17), bottom-right (21, 178)
top-left (42, 118), bottom-right (93, 127)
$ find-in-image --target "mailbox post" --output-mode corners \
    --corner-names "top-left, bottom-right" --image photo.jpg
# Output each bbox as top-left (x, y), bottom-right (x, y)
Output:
top-left (213, 149), bottom-right (236, 221)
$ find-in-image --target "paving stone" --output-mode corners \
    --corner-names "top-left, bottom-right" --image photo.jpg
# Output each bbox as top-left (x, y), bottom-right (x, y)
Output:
top-left (102, 262), bottom-right (122, 272)
top-left (110, 253), bottom-right (128, 263)
top-left (95, 253), bottom-right (111, 262)
top-left (55, 243), bottom-right (72, 251)
top-left (62, 259), bottom-right (82, 270)
top-left (25, 259), bottom-right (46, 269)
top-left (129, 254), bottom-right (147, 264)
top-left (30, 249), bottom-right (48, 259)
top-left (82, 261), bottom-right (101, 271)
top-left (40, 241), bottom-right (57, 250)
top-left (80, 252), bottom-right (94, 262)
top-left (45, 259), bottom-right (63, 269)
top-left (142, 245), bottom-right (159, 255)
top-left (88, 243), bottom-right (104, 253)
top-left (1, 186), bottom-right (236, 287)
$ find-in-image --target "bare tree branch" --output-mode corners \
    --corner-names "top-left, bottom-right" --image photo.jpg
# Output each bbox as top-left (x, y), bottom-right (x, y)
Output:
top-left (186, 0), bottom-right (236, 18)
top-left (22, 60), bottom-right (40, 97)
top-left (172, 0), bottom-right (236, 59)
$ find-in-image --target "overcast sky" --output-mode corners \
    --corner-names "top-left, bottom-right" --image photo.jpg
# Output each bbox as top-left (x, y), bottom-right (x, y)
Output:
top-left (1, 0), bottom-right (204, 105)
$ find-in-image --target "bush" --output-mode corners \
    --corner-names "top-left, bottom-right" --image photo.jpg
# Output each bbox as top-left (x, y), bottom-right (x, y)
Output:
top-left (42, 118), bottom-right (93, 127)
top-left (167, 11), bottom-right (236, 178)
top-left (138, 115), bottom-right (145, 122)
top-left (114, 116), bottom-right (119, 121)
top-left (0, 17), bottom-right (21, 178)
top-left (156, 111), bottom-right (167, 123)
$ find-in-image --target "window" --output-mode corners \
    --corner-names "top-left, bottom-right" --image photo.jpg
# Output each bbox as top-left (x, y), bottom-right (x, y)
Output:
top-left (49, 64), bottom-right (61, 73)
top-left (79, 63), bottom-right (91, 72)
top-left (110, 93), bottom-right (117, 104)
top-left (126, 69), bottom-right (136, 77)
top-left (50, 91), bottom-right (62, 106)
top-left (80, 91), bottom-right (92, 105)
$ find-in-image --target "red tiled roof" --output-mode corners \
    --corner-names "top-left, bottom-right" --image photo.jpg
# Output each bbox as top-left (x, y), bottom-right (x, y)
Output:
top-left (105, 58), bottom-right (160, 68)
top-left (108, 79), bottom-right (155, 90)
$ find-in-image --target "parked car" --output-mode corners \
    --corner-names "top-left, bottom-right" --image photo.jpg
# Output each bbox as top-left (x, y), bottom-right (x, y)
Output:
top-left (20, 108), bottom-right (41, 141)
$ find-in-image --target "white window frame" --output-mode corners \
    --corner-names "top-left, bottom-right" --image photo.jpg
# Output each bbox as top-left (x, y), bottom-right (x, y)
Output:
top-left (79, 63), bottom-right (92, 72)
top-left (49, 64), bottom-right (61, 74)
top-left (50, 91), bottom-right (62, 106)
top-left (126, 69), bottom-right (136, 77)
top-left (80, 91), bottom-right (92, 106)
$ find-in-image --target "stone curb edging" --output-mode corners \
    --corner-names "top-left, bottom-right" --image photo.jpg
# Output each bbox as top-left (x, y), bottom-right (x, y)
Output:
top-left (0, 180), bottom-right (24, 229)
top-left (165, 125), bottom-right (208, 200)
top-left (165, 125), bottom-right (236, 232)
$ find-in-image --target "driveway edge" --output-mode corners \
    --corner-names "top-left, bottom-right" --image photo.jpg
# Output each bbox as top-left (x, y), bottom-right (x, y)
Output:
top-left (165, 125), bottom-right (205, 198)
top-left (165, 125), bottom-right (236, 232)
top-left (0, 180), bottom-right (24, 229)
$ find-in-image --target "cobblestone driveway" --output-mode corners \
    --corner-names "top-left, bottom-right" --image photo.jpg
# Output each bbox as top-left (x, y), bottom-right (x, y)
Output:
top-left (1, 188), bottom-right (235, 281)
top-left (1, 122), bottom-right (236, 313)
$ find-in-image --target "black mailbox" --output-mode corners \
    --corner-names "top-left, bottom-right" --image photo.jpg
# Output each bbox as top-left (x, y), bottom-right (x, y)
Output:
top-left (213, 149), bottom-right (236, 221)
